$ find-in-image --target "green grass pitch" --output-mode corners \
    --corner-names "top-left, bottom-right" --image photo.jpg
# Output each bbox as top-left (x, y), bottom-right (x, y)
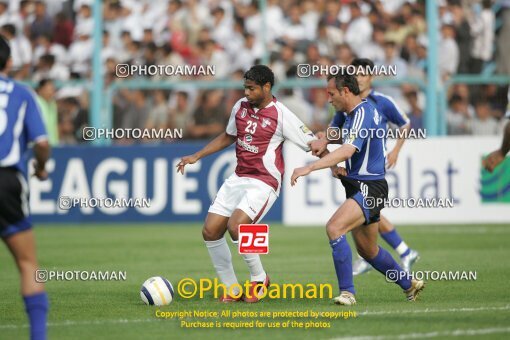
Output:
top-left (1, 224), bottom-right (509, 339)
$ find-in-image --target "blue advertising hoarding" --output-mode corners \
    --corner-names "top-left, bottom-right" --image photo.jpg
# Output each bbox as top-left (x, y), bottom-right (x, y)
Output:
top-left (30, 143), bottom-right (282, 223)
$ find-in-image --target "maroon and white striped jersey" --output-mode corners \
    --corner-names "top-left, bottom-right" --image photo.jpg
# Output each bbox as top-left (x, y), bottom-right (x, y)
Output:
top-left (226, 97), bottom-right (315, 194)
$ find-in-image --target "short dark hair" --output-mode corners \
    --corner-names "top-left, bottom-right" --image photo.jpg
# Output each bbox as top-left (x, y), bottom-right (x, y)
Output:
top-left (176, 91), bottom-right (189, 99)
top-left (0, 34), bottom-right (10, 70)
top-left (37, 78), bottom-right (53, 91)
top-left (351, 58), bottom-right (375, 75)
top-left (1, 24), bottom-right (16, 37)
top-left (40, 54), bottom-right (55, 65)
top-left (62, 97), bottom-right (80, 106)
top-left (327, 73), bottom-right (360, 95)
top-left (244, 65), bottom-right (274, 88)
top-left (449, 94), bottom-right (463, 105)
top-left (351, 58), bottom-right (374, 69)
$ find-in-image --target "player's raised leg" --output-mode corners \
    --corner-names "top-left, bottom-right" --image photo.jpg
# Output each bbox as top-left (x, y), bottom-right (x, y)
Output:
top-left (351, 223), bottom-right (424, 301)
top-left (326, 199), bottom-right (366, 306)
top-left (227, 209), bottom-right (269, 303)
top-left (227, 186), bottom-right (276, 303)
top-left (202, 212), bottom-right (241, 302)
top-left (353, 215), bottom-right (420, 275)
top-left (378, 216), bottom-right (420, 272)
top-left (4, 230), bottom-right (49, 340)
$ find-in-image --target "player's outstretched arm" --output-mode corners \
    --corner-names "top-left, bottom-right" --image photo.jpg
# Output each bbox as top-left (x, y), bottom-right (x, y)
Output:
top-left (483, 121), bottom-right (510, 172)
top-left (33, 140), bottom-right (50, 180)
top-left (387, 122), bottom-right (410, 169)
top-left (177, 132), bottom-right (236, 174)
top-left (291, 144), bottom-right (356, 186)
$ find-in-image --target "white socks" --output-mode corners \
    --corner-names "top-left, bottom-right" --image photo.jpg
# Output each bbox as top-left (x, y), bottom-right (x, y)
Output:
top-left (241, 253), bottom-right (266, 282)
top-left (395, 242), bottom-right (410, 256)
top-left (230, 238), bottom-right (266, 282)
top-left (205, 237), bottom-right (240, 295)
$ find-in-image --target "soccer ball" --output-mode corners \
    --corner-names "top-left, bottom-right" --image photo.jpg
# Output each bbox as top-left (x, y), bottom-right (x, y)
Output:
top-left (140, 276), bottom-right (174, 306)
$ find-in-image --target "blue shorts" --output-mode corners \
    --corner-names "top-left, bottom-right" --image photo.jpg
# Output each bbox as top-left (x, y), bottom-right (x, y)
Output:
top-left (340, 177), bottom-right (388, 225)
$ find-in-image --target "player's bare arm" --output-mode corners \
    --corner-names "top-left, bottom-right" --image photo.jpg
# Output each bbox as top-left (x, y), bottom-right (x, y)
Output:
top-left (291, 144), bottom-right (356, 186)
top-left (483, 121), bottom-right (510, 173)
top-left (33, 140), bottom-right (50, 180)
top-left (177, 132), bottom-right (236, 174)
top-left (307, 140), bottom-right (339, 176)
top-left (387, 122), bottom-right (411, 169)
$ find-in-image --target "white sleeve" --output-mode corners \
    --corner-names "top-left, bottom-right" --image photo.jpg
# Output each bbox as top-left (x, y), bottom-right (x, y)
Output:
top-left (226, 98), bottom-right (243, 136)
top-left (278, 103), bottom-right (316, 152)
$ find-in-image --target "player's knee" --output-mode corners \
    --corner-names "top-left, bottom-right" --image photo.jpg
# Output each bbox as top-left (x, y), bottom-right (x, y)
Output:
top-left (202, 225), bottom-right (224, 241)
top-left (326, 219), bottom-right (347, 239)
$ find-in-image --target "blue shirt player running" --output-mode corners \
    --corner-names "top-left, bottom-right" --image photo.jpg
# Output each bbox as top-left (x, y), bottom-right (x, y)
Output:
top-left (324, 58), bottom-right (420, 276)
top-left (0, 36), bottom-right (50, 339)
top-left (291, 73), bottom-right (424, 305)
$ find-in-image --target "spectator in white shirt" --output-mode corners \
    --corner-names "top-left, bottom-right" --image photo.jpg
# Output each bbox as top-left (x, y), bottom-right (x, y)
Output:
top-left (447, 94), bottom-right (471, 135)
top-left (377, 40), bottom-right (408, 105)
top-left (223, 18), bottom-right (245, 60)
top-left (74, 3), bottom-right (94, 42)
top-left (271, 44), bottom-right (296, 81)
top-left (345, 2), bottom-right (373, 57)
top-left (335, 43), bottom-right (355, 66)
top-left (210, 7), bottom-right (232, 50)
top-left (32, 34), bottom-right (68, 67)
top-left (316, 20), bottom-right (343, 57)
top-left (33, 54), bottom-right (69, 82)
top-left (281, 4), bottom-right (309, 46)
top-left (280, 86), bottom-right (312, 125)
top-left (301, 0), bottom-right (320, 41)
top-left (199, 39), bottom-right (230, 79)
top-left (232, 33), bottom-right (258, 73)
top-left (182, 0), bottom-right (210, 45)
top-left (358, 25), bottom-right (385, 63)
top-left (68, 28), bottom-right (93, 77)
top-left (0, 0), bottom-right (23, 34)
top-left (468, 0), bottom-right (494, 74)
top-left (469, 101), bottom-right (501, 135)
top-left (438, 24), bottom-right (459, 80)
top-left (1, 23), bottom-right (31, 79)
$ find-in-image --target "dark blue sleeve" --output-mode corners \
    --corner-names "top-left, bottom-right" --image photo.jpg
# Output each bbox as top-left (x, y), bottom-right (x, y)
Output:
top-left (24, 89), bottom-right (47, 143)
top-left (330, 111), bottom-right (346, 128)
top-left (380, 96), bottom-right (409, 127)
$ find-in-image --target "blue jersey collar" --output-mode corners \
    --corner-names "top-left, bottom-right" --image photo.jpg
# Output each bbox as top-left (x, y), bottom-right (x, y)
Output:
top-left (348, 99), bottom-right (367, 115)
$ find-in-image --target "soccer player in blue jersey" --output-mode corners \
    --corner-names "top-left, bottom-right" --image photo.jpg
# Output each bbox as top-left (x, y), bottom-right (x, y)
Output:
top-left (291, 73), bottom-right (424, 305)
top-left (0, 36), bottom-right (50, 339)
top-left (313, 58), bottom-right (419, 275)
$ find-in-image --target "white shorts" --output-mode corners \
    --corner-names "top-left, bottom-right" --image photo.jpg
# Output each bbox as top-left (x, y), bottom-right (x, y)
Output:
top-left (208, 174), bottom-right (278, 222)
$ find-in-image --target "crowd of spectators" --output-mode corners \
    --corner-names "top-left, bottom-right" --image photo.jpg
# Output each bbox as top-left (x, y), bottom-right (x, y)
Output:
top-left (0, 0), bottom-right (508, 144)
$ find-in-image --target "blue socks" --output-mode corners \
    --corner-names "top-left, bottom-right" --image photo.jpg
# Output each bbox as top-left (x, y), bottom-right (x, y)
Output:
top-left (380, 229), bottom-right (411, 257)
top-left (23, 292), bottom-right (49, 340)
top-left (366, 246), bottom-right (412, 290)
top-left (330, 235), bottom-right (355, 294)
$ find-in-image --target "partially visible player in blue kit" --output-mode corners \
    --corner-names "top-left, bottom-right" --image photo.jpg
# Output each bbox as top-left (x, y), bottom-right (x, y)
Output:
top-left (0, 36), bottom-right (50, 340)
top-left (291, 73), bottom-right (424, 305)
top-left (313, 58), bottom-right (420, 275)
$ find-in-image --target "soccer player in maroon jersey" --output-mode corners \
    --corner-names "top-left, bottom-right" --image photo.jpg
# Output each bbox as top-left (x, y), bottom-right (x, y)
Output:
top-left (177, 65), bottom-right (316, 302)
